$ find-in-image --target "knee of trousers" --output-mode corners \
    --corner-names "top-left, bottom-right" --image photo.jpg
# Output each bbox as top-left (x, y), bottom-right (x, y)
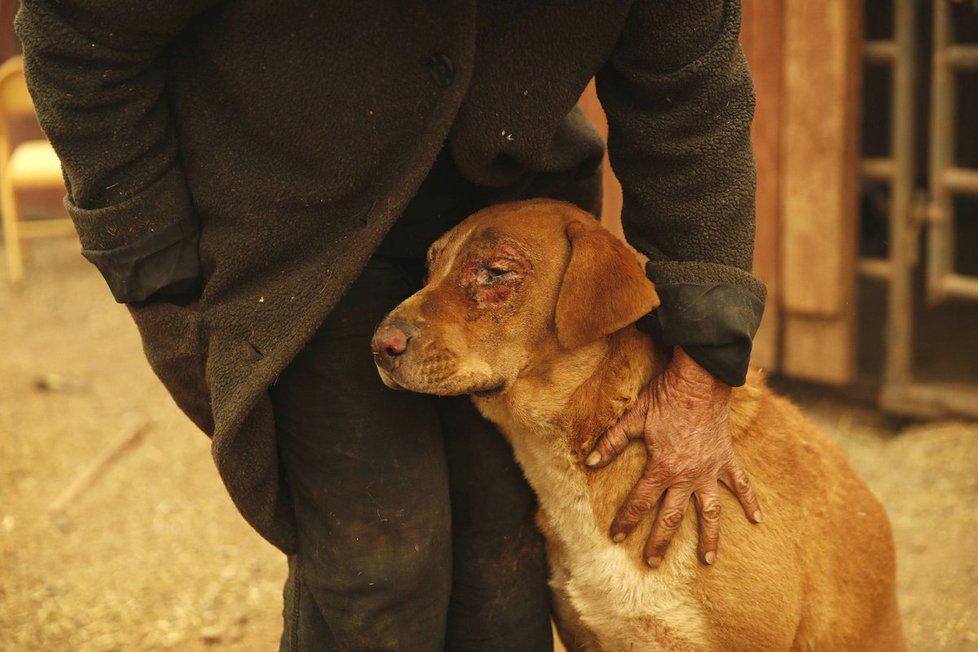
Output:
top-left (297, 500), bottom-right (453, 607)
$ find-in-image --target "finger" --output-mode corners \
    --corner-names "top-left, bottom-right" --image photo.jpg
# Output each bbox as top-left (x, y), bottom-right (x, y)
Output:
top-left (720, 461), bottom-right (763, 524)
top-left (693, 486), bottom-right (722, 566)
top-left (585, 390), bottom-right (650, 468)
top-left (585, 422), bottom-right (632, 468)
top-left (610, 473), bottom-right (667, 543)
top-left (644, 487), bottom-right (691, 568)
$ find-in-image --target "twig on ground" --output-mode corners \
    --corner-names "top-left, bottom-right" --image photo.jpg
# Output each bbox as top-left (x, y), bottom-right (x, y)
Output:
top-left (47, 415), bottom-right (152, 518)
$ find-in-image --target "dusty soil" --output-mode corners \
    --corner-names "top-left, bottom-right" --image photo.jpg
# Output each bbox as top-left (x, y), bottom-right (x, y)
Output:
top-left (2, 237), bottom-right (977, 651)
top-left (0, 238), bottom-right (283, 651)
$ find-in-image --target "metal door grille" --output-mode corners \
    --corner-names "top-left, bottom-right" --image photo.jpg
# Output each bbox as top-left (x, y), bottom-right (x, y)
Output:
top-left (859, 0), bottom-right (978, 418)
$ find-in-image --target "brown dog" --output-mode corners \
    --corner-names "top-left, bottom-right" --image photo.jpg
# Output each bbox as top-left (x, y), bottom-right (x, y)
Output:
top-left (371, 200), bottom-right (904, 650)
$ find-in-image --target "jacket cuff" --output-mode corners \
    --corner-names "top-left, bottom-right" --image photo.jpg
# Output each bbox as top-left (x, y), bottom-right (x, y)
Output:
top-left (66, 168), bottom-right (201, 303)
top-left (646, 262), bottom-right (765, 387)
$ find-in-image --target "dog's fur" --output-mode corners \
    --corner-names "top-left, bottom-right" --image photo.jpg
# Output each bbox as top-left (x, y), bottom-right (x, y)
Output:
top-left (373, 200), bottom-right (905, 650)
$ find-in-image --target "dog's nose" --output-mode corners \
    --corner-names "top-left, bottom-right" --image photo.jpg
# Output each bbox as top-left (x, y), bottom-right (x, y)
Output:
top-left (371, 322), bottom-right (410, 369)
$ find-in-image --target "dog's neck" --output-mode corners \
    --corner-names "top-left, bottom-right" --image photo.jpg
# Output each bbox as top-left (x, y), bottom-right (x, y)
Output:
top-left (563, 327), bottom-right (665, 459)
top-left (472, 326), bottom-right (664, 546)
top-left (477, 325), bottom-right (662, 456)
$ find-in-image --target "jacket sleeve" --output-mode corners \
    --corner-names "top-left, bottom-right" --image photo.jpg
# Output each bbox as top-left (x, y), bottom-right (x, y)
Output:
top-left (15, 0), bottom-right (219, 303)
top-left (595, 0), bottom-right (764, 387)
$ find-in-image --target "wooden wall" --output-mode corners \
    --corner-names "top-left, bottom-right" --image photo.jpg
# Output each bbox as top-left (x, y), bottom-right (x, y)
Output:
top-left (1, 2), bottom-right (19, 61)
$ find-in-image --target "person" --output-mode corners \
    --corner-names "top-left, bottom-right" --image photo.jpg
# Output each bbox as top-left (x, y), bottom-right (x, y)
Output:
top-left (16, 0), bottom-right (765, 649)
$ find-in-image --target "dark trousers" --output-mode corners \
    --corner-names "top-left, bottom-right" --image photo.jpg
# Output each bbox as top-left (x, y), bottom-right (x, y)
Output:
top-left (271, 256), bottom-right (553, 651)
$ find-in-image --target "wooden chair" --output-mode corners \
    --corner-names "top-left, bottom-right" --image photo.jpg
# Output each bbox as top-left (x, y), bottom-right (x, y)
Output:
top-left (0, 55), bottom-right (73, 282)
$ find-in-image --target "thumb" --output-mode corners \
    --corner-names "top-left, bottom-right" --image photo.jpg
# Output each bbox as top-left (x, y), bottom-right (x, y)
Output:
top-left (585, 423), bottom-right (630, 468)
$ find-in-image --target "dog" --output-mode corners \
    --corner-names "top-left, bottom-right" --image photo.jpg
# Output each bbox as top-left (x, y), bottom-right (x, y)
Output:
top-left (371, 199), bottom-right (904, 650)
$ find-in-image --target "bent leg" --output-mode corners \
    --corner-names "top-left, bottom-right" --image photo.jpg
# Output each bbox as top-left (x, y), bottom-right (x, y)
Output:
top-left (273, 258), bottom-right (451, 651)
top-left (439, 397), bottom-right (553, 651)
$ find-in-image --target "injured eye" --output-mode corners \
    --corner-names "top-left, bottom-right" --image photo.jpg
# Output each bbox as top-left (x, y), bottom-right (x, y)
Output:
top-left (460, 242), bottom-right (531, 304)
top-left (476, 263), bottom-right (520, 286)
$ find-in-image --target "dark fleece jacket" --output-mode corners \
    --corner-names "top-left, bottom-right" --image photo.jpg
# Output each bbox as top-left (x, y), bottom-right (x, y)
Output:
top-left (17, 0), bottom-right (764, 553)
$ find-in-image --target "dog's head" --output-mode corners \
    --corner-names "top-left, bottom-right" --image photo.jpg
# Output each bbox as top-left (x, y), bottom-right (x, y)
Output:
top-left (371, 200), bottom-right (660, 395)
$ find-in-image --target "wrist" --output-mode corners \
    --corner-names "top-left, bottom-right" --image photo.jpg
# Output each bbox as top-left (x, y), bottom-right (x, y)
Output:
top-left (667, 347), bottom-right (730, 400)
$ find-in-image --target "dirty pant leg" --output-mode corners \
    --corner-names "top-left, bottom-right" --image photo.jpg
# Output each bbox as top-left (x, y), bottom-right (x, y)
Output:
top-left (440, 396), bottom-right (553, 652)
top-left (273, 257), bottom-right (452, 651)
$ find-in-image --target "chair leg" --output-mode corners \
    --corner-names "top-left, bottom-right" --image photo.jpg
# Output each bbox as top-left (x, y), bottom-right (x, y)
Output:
top-left (1, 177), bottom-right (25, 282)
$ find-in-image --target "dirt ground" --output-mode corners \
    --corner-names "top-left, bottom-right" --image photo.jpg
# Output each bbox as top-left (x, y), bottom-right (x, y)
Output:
top-left (2, 237), bottom-right (977, 651)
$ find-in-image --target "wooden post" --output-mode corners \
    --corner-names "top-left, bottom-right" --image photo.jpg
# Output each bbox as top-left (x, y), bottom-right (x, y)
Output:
top-left (779, 0), bottom-right (862, 383)
top-left (741, 0), bottom-right (784, 372)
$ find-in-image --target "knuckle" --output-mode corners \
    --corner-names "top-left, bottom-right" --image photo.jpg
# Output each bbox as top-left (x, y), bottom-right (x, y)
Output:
top-left (660, 508), bottom-right (685, 529)
top-left (731, 469), bottom-right (752, 494)
top-left (625, 498), bottom-right (654, 519)
top-left (701, 502), bottom-right (722, 522)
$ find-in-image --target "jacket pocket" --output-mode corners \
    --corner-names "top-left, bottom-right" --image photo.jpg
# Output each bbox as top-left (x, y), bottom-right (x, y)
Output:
top-left (67, 167), bottom-right (202, 303)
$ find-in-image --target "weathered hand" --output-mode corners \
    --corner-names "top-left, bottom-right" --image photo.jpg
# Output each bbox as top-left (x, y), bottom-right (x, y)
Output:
top-left (585, 347), bottom-right (761, 568)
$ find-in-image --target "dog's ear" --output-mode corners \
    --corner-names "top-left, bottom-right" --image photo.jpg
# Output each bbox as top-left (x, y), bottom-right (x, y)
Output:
top-left (555, 219), bottom-right (660, 349)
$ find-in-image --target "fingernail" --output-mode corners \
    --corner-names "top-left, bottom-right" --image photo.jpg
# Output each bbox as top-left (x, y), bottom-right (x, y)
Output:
top-left (585, 451), bottom-right (601, 467)
top-left (704, 551), bottom-right (716, 565)
top-left (612, 532), bottom-right (626, 543)
top-left (646, 556), bottom-right (662, 568)
top-left (752, 510), bottom-right (763, 523)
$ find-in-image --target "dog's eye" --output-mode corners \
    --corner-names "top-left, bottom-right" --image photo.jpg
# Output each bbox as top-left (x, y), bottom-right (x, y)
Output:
top-left (476, 263), bottom-right (518, 286)
top-left (486, 266), bottom-right (509, 278)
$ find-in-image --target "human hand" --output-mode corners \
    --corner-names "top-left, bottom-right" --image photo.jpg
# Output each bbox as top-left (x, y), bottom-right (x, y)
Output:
top-left (585, 347), bottom-right (761, 567)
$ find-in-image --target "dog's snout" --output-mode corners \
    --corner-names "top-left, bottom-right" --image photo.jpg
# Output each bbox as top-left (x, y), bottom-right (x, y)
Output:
top-left (371, 322), bottom-right (411, 369)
